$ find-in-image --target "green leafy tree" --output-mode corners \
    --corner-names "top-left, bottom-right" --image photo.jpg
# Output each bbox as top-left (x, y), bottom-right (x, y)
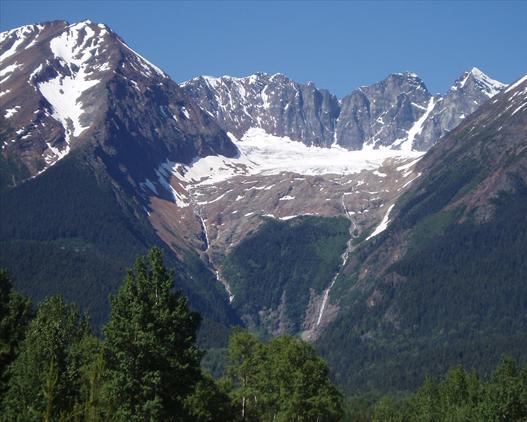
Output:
top-left (184, 374), bottom-right (238, 422)
top-left (372, 357), bottom-right (527, 421)
top-left (372, 396), bottom-right (405, 422)
top-left (103, 247), bottom-right (203, 421)
top-left (72, 334), bottom-right (107, 421)
top-left (0, 268), bottom-right (31, 399)
top-left (2, 296), bottom-right (93, 421)
top-left (226, 330), bottom-right (343, 421)
top-left (226, 329), bottom-right (264, 420)
top-left (263, 336), bottom-right (343, 422)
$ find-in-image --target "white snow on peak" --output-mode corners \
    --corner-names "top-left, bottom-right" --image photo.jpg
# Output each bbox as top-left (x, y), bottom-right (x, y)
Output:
top-left (170, 128), bottom-right (422, 187)
top-left (0, 24), bottom-right (45, 62)
top-left (452, 67), bottom-right (506, 98)
top-left (184, 72), bottom-right (276, 89)
top-left (36, 22), bottom-right (108, 163)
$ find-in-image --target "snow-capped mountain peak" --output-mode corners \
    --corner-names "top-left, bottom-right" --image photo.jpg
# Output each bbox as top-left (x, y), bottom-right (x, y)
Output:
top-left (451, 66), bottom-right (506, 97)
top-left (183, 68), bottom-right (506, 152)
top-left (1, 20), bottom-right (230, 178)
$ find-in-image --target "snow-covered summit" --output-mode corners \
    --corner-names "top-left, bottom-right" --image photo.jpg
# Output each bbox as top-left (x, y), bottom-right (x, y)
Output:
top-left (450, 67), bottom-right (506, 97)
top-left (182, 68), bottom-right (504, 153)
top-left (0, 19), bottom-right (219, 179)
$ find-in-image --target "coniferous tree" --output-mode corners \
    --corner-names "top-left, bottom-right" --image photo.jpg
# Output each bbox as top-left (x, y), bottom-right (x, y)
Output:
top-left (103, 247), bottom-right (203, 421)
top-left (0, 268), bottom-right (31, 400)
top-left (2, 296), bottom-right (93, 421)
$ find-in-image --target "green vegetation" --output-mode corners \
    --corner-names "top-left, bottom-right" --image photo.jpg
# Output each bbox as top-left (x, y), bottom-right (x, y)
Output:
top-left (2, 296), bottom-right (97, 421)
top-left (317, 177), bottom-right (527, 396)
top-left (370, 358), bottom-right (527, 421)
top-left (394, 157), bottom-right (483, 229)
top-left (0, 269), bottom-right (32, 398)
top-left (226, 329), bottom-right (343, 421)
top-left (0, 249), bottom-right (343, 421)
top-left (222, 216), bottom-right (349, 333)
top-left (103, 248), bottom-right (203, 420)
top-left (0, 152), bottom-right (237, 343)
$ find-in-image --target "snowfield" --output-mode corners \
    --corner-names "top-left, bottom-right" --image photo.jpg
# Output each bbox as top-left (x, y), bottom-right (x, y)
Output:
top-left (172, 128), bottom-right (423, 186)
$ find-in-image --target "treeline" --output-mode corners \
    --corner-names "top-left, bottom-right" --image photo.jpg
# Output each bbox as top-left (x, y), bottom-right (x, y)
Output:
top-left (3, 248), bottom-right (526, 421)
top-left (369, 359), bottom-right (527, 421)
top-left (0, 249), bottom-right (343, 421)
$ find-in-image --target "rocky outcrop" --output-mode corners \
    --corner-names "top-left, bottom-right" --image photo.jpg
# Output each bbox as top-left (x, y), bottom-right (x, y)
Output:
top-left (182, 69), bottom-right (506, 151)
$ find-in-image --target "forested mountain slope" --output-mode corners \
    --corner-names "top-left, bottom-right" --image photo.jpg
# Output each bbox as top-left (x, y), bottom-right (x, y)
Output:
top-left (316, 75), bottom-right (527, 393)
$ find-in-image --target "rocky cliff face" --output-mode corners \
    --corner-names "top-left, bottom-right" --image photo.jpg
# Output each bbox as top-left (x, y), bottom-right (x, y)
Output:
top-left (181, 73), bottom-right (340, 147)
top-left (0, 20), bottom-right (236, 189)
top-left (182, 68), bottom-right (505, 151)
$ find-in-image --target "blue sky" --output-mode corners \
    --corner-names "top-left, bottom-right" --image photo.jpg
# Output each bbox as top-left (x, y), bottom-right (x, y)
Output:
top-left (1, 1), bottom-right (526, 97)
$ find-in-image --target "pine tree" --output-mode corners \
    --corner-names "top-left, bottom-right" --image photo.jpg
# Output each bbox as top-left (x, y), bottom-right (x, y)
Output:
top-left (2, 296), bottom-right (93, 421)
top-left (0, 268), bottom-right (31, 399)
top-left (103, 247), bottom-right (203, 421)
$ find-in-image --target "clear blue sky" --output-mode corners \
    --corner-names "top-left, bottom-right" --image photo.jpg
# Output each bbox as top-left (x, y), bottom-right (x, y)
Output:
top-left (1, 1), bottom-right (526, 97)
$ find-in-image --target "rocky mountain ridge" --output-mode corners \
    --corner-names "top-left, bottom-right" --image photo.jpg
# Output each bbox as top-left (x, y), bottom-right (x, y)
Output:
top-left (0, 20), bottom-right (236, 187)
top-left (182, 68), bottom-right (506, 151)
top-left (2, 19), bottom-right (523, 367)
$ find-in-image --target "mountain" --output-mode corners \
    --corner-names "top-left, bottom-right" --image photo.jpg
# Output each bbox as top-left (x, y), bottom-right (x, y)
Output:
top-left (182, 73), bottom-right (340, 147)
top-left (0, 20), bottom-right (239, 335)
top-left (182, 68), bottom-right (505, 151)
top-left (315, 74), bottom-right (527, 393)
top-left (2, 19), bottom-right (523, 390)
top-left (0, 20), bottom-right (236, 188)
top-left (169, 69), bottom-right (505, 339)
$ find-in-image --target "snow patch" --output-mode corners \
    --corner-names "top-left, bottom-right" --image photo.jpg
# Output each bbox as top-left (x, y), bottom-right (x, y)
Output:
top-left (37, 23), bottom-right (105, 149)
top-left (4, 106), bottom-right (20, 118)
top-left (504, 74), bottom-right (527, 94)
top-left (366, 204), bottom-right (395, 240)
top-left (396, 97), bottom-right (436, 151)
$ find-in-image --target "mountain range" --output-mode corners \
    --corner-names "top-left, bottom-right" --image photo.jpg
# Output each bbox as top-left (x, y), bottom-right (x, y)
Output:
top-left (1, 20), bottom-right (525, 394)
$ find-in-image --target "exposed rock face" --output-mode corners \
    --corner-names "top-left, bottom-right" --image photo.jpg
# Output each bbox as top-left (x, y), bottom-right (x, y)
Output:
top-left (0, 20), bottom-right (236, 187)
top-left (2, 19), bottom-right (518, 351)
top-left (181, 73), bottom-right (340, 147)
top-left (414, 68), bottom-right (506, 150)
top-left (337, 73), bottom-right (432, 150)
top-left (182, 69), bottom-right (506, 151)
